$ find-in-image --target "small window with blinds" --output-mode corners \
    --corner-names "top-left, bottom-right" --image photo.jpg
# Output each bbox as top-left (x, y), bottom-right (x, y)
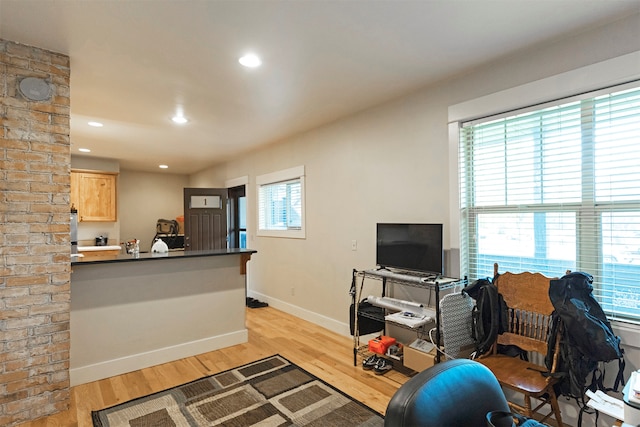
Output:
top-left (256, 165), bottom-right (305, 238)
top-left (459, 83), bottom-right (640, 323)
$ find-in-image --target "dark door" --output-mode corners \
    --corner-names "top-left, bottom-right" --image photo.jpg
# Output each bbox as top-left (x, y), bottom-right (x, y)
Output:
top-left (183, 188), bottom-right (228, 251)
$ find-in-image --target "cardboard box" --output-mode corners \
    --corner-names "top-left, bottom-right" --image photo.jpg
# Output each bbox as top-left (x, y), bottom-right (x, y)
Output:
top-left (403, 341), bottom-right (438, 372)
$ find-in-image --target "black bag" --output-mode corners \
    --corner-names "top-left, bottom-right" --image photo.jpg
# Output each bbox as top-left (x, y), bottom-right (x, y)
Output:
top-left (546, 272), bottom-right (625, 425)
top-left (349, 300), bottom-right (384, 336)
top-left (464, 277), bottom-right (508, 356)
top-left (348, 270), bottom-right (385, 336)
top-left (545, 313), bottom-right (596, 399)
top-left (549, 272), bottom-right (623, 362)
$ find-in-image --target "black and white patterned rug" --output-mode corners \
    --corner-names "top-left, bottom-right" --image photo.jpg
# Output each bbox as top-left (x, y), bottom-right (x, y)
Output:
top-left (92, 355), bottom-right (384, 426)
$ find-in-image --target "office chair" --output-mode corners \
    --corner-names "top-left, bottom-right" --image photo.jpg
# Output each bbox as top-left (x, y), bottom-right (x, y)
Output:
top-left (151, 218), bottom-right (179, 250)
top-left (384, 359), bottom-right (511, 426)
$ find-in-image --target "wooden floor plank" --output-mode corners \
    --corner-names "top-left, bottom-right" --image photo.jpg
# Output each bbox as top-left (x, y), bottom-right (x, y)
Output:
top-left (17, 306), bottom-right (405, 426)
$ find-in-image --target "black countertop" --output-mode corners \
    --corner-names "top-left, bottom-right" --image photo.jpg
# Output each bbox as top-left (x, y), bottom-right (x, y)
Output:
top-left (71, 248), bottom-right (256, 265)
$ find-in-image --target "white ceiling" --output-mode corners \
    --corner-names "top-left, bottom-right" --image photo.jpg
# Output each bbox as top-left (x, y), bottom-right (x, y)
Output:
top-left (1, 0), bottom-right (639, 174)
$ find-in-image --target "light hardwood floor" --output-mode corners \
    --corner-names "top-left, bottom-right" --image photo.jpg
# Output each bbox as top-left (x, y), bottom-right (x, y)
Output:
top-left (19, 306), bottom-right (408, 427)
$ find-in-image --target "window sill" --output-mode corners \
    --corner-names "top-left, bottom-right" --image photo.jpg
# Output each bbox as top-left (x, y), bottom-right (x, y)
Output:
top-left (257, 229), bottom-right (306, 239)
top-left (612, 320), bottom-right (640, 350)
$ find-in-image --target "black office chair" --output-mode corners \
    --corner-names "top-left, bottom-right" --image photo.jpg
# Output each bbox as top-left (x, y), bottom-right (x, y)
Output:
top-left (384, 359), bottom-right (511, 427)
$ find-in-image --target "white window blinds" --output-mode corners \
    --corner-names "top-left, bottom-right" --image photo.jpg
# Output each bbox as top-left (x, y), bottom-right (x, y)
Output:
top-left (256, 165), bottom-right (305, 238)
top-left (459, 83), bottom-right (640, 323)
top-left (258, 179), bottom-right (302, 231)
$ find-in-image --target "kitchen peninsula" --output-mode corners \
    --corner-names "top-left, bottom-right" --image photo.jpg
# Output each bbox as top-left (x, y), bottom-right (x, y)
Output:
top-left (70, 248), bottom-right (256, 386)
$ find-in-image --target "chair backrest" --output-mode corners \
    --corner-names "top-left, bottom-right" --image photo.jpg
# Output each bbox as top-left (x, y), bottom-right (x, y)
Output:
top-left (492, 264), bottom-right (555, 357)
top-left (156, 219), bottom-right (179, 235)
top-left (384, 359), bottom-right (510, 427)
top-left (440, 292), bottom-right (475, 359)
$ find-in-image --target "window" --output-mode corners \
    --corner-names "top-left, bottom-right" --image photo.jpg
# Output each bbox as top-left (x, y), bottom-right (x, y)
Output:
top-left (459, 83), bottom-right (640, 323)
top-left (256, 165), bottom-right (305, 238)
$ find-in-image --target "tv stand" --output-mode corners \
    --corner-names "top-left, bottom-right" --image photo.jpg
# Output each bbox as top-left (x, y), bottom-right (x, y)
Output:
top-left (350, 268), bottom-right (465, 370)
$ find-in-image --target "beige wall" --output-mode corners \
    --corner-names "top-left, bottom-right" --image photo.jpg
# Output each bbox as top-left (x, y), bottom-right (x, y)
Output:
top-left (70, 254), bottom-right (248, 386)
top-left (192, 12), bottom-right (640, 331)
top-left (0, 39), bottom-right (71, 426)
top-left (119, 169), bottom-right (189, 250)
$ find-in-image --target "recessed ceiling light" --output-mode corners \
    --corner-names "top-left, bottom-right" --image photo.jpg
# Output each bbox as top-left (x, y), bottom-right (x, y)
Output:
top-left (79, 148), bottom-right (91, 153)
top-left (239, 54), bottom-right (262, 68)
top-left (159, 165), bottom-right (169, 169)
top-left (88, 121), bottom-right (103, 127)
top-left (171, 115), bottom-right (188, 124)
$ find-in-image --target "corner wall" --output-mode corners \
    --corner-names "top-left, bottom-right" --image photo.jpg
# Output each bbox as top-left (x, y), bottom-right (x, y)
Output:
top-left (0, 39), bottom-right (71, 426)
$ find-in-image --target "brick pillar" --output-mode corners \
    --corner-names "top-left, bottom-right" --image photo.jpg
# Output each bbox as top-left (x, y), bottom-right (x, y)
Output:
top-left (0, 39), bottom-right (71, 426)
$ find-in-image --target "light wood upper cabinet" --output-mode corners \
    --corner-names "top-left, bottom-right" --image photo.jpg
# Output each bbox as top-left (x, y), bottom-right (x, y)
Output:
top-left (71, 170), bottom-right (118, 222)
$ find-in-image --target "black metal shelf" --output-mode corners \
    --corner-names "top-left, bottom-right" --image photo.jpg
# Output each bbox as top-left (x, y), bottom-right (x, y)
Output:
top-left (351, 268), bottom-right (466, 368)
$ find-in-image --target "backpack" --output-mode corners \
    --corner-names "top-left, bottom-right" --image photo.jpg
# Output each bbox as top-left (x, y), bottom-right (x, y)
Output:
top-left (464, 277), bottom-right (508, 356)
top-left (546, 272), bottom-right (625, 425)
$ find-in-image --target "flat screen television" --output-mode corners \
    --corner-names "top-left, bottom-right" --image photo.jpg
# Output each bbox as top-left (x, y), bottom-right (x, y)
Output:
top-left (376, 223), bottom-right (443, 274)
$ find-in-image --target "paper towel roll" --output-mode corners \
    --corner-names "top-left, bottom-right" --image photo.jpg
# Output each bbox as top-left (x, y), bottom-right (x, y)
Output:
top-left (366, 295), bottom-right (424, 312)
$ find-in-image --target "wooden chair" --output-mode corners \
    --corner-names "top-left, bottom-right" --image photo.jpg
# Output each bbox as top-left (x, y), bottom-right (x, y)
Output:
top-left (478, 263), bottom-right (563, 426)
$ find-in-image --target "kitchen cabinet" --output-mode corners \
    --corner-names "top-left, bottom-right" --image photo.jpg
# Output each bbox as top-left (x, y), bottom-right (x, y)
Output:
top-left (71, 170), bottom-right (117, 222)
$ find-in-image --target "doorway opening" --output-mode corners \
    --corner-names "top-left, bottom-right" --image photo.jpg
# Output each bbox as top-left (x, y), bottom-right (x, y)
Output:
top-left (228, 185), bottom-right (246, 249)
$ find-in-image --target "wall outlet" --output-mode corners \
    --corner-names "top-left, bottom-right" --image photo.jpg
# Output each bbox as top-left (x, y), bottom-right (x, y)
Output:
top-left (351, 240), bottom-right (357, 251)
top-left (291, 286), bottom-right (295, 296)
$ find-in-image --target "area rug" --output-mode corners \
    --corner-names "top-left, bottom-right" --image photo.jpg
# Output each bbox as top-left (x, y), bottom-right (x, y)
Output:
top-left (92, 354), bottom-right (384, 426)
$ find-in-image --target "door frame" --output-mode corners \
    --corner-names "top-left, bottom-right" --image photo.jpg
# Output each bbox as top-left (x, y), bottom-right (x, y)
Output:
top-left (227, 185), bottom-right (246, 249)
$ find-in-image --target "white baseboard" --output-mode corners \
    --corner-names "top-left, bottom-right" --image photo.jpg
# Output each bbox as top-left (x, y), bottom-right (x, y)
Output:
top-left (70, 329), bottom-right (248, 386)
top-left (249, 292), bottom-right (351, 337)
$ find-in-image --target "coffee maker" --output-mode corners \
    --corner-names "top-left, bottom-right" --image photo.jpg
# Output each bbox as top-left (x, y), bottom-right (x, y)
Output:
top-left (70, 204), bottom-right (78, 255)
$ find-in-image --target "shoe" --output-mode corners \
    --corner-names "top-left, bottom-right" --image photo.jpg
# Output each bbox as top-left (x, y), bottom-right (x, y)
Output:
top-left (247, 299), bottom-right (269, 308)
top-left (362, 354), bottom-right (380, 370)
top-left (374, 358), bottom-right (393, 375)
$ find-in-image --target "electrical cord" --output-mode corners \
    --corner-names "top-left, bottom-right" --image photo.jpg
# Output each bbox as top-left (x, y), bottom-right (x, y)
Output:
top-left (428, 327), bottom-right (457, 361)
